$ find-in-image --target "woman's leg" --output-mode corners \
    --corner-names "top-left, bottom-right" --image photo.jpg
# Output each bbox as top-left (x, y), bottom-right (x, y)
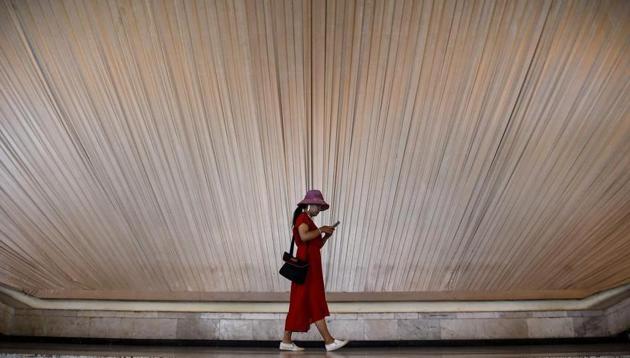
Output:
top-left (314, 319), bottom-right (334, 344)
top-left (282, 330), bottom-right (293, 343)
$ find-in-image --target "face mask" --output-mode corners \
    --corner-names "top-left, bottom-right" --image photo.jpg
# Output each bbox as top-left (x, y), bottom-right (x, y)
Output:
top-left (307, 205), bottom-right (319, 216)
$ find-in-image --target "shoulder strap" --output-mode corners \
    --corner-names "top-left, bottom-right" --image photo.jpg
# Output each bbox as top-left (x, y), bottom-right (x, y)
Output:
top-left (289, 236), bottom-right (296, 256)
top-left (290, 221), bottom-right (310, 259)
top-left (290, 214), bottom-right (301, 255)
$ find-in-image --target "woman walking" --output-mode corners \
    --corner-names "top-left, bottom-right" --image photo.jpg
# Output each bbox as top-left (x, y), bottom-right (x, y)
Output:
top-left (280, 190), bottom-right (349, 352)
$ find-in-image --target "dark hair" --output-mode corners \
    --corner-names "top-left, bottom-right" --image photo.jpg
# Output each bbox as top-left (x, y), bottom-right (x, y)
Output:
top-left (292, 205), bottom-right (306, 226)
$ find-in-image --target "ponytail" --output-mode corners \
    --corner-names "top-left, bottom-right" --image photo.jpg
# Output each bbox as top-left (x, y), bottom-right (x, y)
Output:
top-left (292, 205), bottom-right (305, 226)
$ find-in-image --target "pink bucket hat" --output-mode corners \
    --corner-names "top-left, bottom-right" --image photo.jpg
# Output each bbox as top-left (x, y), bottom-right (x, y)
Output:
top-left (298, 190), bottom-right (330, 211)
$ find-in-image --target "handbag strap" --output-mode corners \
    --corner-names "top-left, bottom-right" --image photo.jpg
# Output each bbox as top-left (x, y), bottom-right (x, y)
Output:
top-left (289, 236), bottom-right (296, 256)
top-left (290, 224), bottom-right (313, 260)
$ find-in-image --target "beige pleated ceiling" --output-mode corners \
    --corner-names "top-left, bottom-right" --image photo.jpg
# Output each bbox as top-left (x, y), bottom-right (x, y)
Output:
top-left (0, 0), bottom-right (629, 302)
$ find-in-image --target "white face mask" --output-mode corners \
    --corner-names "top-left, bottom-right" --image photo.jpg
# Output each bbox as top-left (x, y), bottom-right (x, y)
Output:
top-left (306, 205), bottom-right (321, 217)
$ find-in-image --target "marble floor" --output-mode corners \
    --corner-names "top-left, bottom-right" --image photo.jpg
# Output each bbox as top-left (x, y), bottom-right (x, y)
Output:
top-left (0, 342), bottom-right (629, 357)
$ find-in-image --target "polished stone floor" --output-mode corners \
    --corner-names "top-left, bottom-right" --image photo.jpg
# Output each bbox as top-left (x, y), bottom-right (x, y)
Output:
top-left (0, 342), bottom-right (629, 357)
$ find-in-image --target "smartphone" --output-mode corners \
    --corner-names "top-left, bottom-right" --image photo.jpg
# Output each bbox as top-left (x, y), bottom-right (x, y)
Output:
top-left (332, 220), bottom-right (341, 227)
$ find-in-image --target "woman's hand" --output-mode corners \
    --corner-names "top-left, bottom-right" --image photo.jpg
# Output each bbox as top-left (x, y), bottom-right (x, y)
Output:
top-left (319, 226), bottom-right (335, 235)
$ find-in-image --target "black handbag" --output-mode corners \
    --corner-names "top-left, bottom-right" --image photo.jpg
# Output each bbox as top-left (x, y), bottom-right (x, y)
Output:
top-left (279, 235), bottom-right (309, 284)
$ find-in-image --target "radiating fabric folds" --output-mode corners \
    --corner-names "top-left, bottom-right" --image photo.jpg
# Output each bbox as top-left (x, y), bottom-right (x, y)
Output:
top-left (0, 0), bottom-right (629, 300)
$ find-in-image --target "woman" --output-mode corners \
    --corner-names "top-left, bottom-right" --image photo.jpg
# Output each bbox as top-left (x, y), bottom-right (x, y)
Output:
top-left (279, 190), bottom-right (349, 352)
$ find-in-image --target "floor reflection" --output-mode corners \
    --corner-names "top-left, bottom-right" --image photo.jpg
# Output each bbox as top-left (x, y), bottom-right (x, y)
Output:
top-left (0, 342), bottom-right (629, 357)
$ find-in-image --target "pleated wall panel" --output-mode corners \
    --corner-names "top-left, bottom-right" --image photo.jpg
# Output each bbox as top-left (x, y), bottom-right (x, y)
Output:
top-left (0, 0), bottom-right (629, 301)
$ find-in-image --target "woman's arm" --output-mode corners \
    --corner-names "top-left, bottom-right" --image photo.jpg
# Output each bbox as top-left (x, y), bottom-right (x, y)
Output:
top-left (298, 223), bottom-right (335, 242)
top-left (297, 223), bottom-right (322, 242)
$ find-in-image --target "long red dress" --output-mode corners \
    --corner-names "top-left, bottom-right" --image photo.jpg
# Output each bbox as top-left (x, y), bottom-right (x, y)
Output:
top-left (284, 212), bottom-right (330, 332)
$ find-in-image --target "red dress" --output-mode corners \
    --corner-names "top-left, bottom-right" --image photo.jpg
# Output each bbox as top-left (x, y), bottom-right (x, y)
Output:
top-left (284, 212), bottom-right (330, 332)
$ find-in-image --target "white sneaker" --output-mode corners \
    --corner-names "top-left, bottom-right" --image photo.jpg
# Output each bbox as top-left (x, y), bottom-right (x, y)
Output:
top-left (325, 338), bottom-right (349, 351)
top-left (279, 341), bottom-right (305, 351)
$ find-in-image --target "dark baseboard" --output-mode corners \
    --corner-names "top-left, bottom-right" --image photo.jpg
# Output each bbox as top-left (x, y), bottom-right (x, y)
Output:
top-left (0, 330), bottom-right (628, 348)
